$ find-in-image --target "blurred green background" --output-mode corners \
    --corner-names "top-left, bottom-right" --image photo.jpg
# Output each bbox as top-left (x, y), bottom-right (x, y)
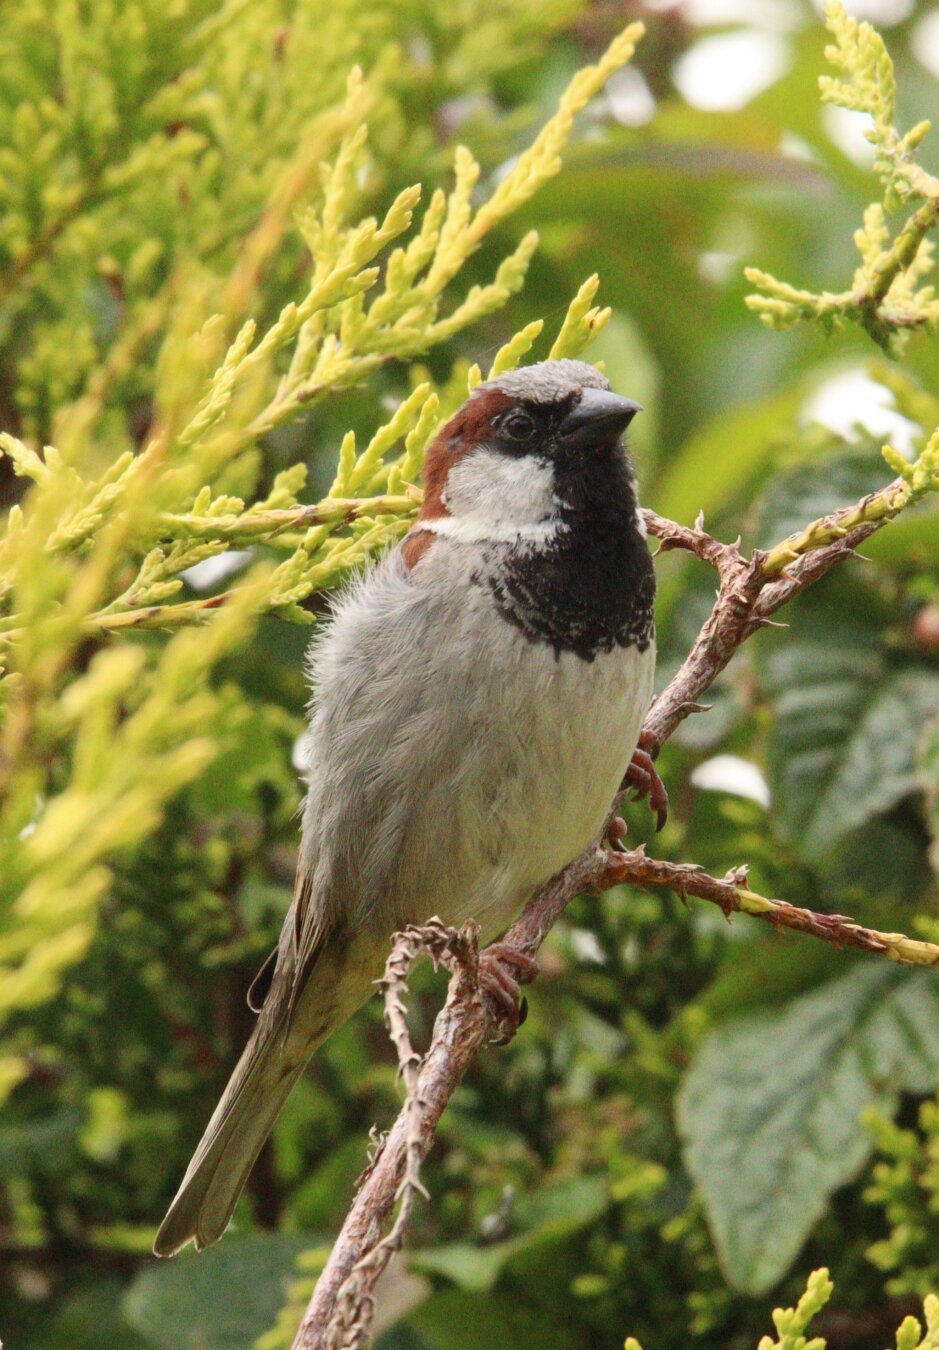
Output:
top-left (2, 1), bottom-right (939, 1346)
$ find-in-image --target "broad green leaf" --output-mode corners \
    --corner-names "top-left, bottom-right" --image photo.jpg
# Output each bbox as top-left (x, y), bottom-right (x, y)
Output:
top-left (285, 1134), bottom-right (375, 1231)
top-left (409, 1176), bottom-right (608, 1294)
top-left (406, 1290), bottom-right (581, 1350)
top-left (409, 1243), bottom-right (509, 1295)
top-left (513, 1174), bottom-right (607, 1230)
top-left (752, 448), bottom-right (887, 550)
top-left (752, 445), bottom-right (939, 564)
top-left (677, 963), bottom-right (939, 1295)
top-left (919, 715), bottom-right (939, 875)
top-left (699, 936), bottom-right (848, 1024)
top-left (759, 581), bottom-right (939, 861)
top-left (864, 504), bottom-right (939, 566)
top-left (783, 665), bottom-right (939, 859)
top-left (818, 816), bottom-right (933, 907)
top-left (124, 1234), bottom-right (312, 1350)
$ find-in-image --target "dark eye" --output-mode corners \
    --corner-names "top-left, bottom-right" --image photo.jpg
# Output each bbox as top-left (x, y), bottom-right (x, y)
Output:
top-left (501, 411), bottom-right (536, 442)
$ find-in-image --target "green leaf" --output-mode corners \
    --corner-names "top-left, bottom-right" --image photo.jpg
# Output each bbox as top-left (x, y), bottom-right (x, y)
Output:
top-left (409, 1243), bottom-right (509, 1295)
top-left (818, 815), bottom-right (933, 907)
top-left (863, 502), bottom-right (939, 566)
top-left (919, 715), bottom-right (939, 875)
top-left (285, 1134), bottom-right (373, 1231)
top-left (512, 1174), bottom-right (607, 1230)
top-left (409, 1176), bottom-right (608, 1294)
top-left (760, 582), bottom-right (939, 860)
top-left (20, 1279), bottom-right (150, 1350)
top-left (123, 1235), bottom-right (313, 1350)
top-left (406, 1291), bottom-right (581, 1350)
top-left (752, 444), bottom-right (939, 566)
top-left (677, 963), bottom-right (939, 1295)
top-left (699, 936), bottom-right (849, 1025)
top-left (752, 447), bottom-right (887, 550)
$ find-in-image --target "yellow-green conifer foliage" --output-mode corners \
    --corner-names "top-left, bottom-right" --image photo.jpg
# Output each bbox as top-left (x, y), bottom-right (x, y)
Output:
top-left (0, 1), bottom-right (642, 1066)
top-left (745, 1), bottom-right (939, 351)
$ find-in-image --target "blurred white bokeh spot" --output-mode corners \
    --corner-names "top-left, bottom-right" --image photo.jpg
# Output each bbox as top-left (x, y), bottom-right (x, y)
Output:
top-left (913, 9), bottom-right (939, 79)
top-left (698, 249), bottom-right (738, 284)
top-left (606, 65), bottom-right (656, 126)
top-left (810, 0), bottom-right (914, 21)
top-left (650, 0), bottom-right (800, 27)
top-left (691, 755), bottom-right (771, 808)
top-left (181, 549), bottom-right (254, 591)
top-left (673, 30), bottom-right (790, 111)
top-left (779, 132), bottom-right (821, 163)
top-left (804, 369), bottom-right (919, 452)
top-left (822, 104), bottom-right (876, 167)
top-left (292, 733), bottom-right (310, 773)
top-left (569, 928), bottom-right (607, 965)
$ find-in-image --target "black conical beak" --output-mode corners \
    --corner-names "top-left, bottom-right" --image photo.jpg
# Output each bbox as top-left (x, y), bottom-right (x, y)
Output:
top-left (559, 388), bottom-right (642, 449)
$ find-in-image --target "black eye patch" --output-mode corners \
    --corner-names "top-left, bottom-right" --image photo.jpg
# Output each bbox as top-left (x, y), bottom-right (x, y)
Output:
top-left (490, 395), bottom-right (579, 456)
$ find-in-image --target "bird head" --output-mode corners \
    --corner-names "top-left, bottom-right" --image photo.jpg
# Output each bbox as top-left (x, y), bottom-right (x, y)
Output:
top-left (408, 360), bottom-right (643, 554)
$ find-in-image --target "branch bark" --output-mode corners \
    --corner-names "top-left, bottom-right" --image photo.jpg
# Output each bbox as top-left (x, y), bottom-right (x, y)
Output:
top-left (293, 476), bottom-right (939, 1350)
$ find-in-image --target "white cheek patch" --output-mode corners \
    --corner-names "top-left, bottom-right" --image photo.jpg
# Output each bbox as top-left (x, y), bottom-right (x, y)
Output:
top-left (436, 448), bottom-right (560, 542)
top-left (421, 516), bottom-right (562, 545)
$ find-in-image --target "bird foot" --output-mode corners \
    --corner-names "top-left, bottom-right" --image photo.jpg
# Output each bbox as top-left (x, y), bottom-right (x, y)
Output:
top-left (622, 736), bottom-right (668, 831)
top-left (479, 943), bottom-right (539, 1045)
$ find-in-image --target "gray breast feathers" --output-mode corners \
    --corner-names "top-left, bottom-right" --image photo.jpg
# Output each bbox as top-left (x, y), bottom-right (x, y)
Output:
top-left (291, 541), bottom-right (653, 977)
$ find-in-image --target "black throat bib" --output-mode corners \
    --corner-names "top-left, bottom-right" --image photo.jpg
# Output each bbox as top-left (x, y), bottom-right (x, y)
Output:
top-left (484, 443), bottom-right (655, 662)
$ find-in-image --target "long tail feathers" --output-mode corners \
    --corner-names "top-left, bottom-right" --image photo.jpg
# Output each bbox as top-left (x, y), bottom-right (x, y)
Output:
top-left (154, 931), bottom-right (376, 1257)
top-left (153, 1013), bottom-right (312, 1257)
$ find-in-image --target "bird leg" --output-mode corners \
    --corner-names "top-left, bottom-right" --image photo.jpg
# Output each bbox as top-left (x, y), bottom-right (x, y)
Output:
top-left (478, 943), bottom-right (539, 1045)
top-left (622, 734), bottom-right (668, 831)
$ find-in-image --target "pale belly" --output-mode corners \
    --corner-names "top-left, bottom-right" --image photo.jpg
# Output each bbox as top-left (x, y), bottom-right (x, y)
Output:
top-left (302, 548), bottom-right (656, 949)
top-left (447, 635), bottom-right (655, 938)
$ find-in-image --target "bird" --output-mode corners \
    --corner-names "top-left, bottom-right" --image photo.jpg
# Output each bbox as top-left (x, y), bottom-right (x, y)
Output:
top-left (153, 358), bottom-right (663, 1257)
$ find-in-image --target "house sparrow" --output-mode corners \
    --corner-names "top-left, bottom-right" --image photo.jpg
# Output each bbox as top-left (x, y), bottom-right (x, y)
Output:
top-left (154, 358), bottom-right (661, 1257)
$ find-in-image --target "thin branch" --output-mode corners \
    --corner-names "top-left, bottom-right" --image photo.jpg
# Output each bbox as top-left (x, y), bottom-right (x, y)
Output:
top-left (323, 922), bottom-right (478, 1348)
top-left (293, 473), bottom-right (939, 1349)
top-left (603, 847), bottom-right (939, 967)
top-left (642, 508), bottom-right (745, 583)
top-left (295, 844), bottom-right (939, 1349)
top-left (641, 463), bottom-right (936, 752)
top-left (295, 922), bottom-right (486, 1350)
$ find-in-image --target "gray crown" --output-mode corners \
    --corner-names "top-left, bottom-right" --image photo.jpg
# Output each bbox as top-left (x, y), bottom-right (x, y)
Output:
top-left (479, 359), bottom-right (610, 404)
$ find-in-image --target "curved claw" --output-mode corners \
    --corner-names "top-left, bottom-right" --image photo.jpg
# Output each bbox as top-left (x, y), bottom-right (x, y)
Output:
top-left (622, 745), bottom-right (668, 832)
top-left (478, 943), bottom-right (539, 1045)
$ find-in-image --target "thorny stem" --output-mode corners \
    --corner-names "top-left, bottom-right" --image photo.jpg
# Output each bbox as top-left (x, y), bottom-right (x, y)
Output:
top-left (296, 923), bottom-right (483, 1350)
top-left (603, 848), bottom-right (939, 968)
top-left (298, 854), bottom-right (939, 1349)
top-left (758, 476), bottom-right (923, 578)
top-left (293, 474), bottom-right (939, 1350)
